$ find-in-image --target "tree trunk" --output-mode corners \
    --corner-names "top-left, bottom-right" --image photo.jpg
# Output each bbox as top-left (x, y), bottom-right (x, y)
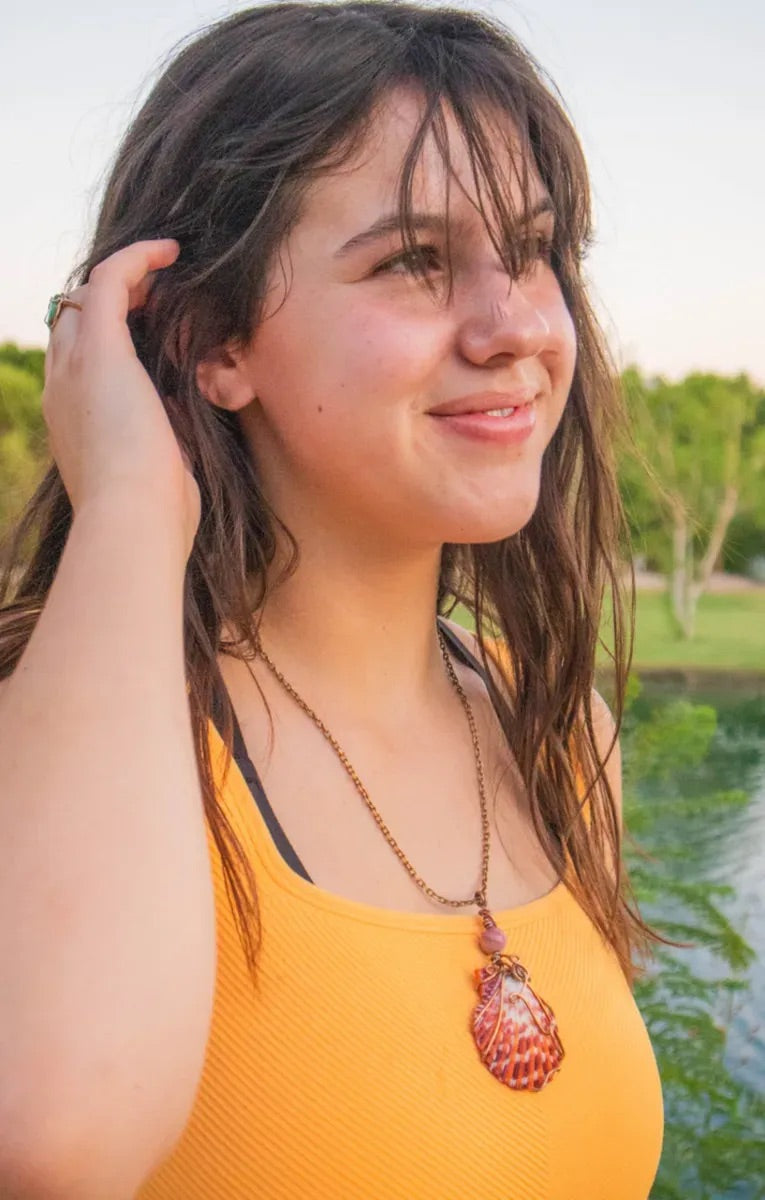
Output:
top-left (685, 581), bottom-right (702, 640)
top-left (696, 484), bottom-right (740, 592)
top-left (669, 486), bottom-right (739, 640)
top-left (670, 513), bottom-right (692, 638)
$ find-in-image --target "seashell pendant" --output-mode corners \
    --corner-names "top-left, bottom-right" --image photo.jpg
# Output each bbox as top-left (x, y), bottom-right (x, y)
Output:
top-left (471, 915), bottom-right (564, 1091)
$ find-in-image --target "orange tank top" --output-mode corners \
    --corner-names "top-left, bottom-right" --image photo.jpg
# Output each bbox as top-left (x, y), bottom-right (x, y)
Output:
top-left (137, 636), bottom-right (664, 1199)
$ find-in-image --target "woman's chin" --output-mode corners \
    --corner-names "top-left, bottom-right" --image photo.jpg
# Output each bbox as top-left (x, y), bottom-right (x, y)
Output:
top-left (443, 522), bottom-right (530, 547)
top-left (433, 493), bottom-right (541, 546)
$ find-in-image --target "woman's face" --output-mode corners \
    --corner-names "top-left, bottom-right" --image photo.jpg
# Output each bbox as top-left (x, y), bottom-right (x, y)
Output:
top-left (227, 87), bottom-right (577, 550)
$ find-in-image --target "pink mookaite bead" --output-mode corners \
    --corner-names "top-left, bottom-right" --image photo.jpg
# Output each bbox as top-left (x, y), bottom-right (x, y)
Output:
top-left (479, 924), bottom-right (507, 954)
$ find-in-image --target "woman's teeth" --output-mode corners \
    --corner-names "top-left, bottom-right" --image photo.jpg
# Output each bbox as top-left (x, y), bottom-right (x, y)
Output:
top-left (483, 407), bottom-right (516, 417)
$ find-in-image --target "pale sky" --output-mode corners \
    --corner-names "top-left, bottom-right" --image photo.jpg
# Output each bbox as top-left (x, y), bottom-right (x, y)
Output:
top-left (3, 0), bottom-right (763, 383)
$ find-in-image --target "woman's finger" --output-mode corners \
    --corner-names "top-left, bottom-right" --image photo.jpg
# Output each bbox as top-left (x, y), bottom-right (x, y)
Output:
top-left (79, 239), bottom-right (180, 345)
top-left (44, 240), bottom-right (179, 373)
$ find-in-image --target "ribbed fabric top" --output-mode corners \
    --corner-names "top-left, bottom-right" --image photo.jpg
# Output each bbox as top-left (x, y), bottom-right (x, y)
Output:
top-left (137, 630), bottom-right (664, 1199)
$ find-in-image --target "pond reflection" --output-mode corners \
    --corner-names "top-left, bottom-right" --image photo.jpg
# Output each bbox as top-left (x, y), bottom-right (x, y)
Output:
top-left (619, 672), bottom-right (765, 1199)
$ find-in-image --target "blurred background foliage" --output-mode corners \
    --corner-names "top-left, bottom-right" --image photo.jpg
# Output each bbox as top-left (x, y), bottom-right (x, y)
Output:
top-left (619, 367), bottom-right (765, 638)
top-left (0, 343), bottom-right (47, 533)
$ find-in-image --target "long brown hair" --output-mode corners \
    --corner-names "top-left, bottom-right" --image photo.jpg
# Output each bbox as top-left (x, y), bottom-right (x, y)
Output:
top-left (0, 0), bottom-right (657, 983)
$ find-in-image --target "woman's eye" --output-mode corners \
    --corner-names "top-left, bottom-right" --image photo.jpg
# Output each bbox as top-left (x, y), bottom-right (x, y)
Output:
top-left (531, 232), bottom-right (554, 263)
top-left (374, 245), bottom-right (442, 275)
top-left (373, 233), bottom-right (554, 278)
top-left (515, 232), bottom-right (555, 279)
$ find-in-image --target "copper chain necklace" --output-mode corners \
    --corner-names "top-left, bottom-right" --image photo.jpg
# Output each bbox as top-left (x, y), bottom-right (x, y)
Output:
top-left (254, 625), bottom-right (564, 1091)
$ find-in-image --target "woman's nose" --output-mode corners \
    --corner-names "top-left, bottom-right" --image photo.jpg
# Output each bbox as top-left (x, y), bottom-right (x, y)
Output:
top-left (457, 274), bottom-right (552, 366)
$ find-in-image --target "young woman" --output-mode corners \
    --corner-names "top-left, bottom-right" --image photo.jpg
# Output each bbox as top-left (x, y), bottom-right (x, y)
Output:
top-left (0, 3), bottom-right (664, 1197)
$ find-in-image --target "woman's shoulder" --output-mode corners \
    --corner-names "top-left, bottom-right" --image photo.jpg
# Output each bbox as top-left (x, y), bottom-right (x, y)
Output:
top-left (439, 616), bottom-right (622, 831)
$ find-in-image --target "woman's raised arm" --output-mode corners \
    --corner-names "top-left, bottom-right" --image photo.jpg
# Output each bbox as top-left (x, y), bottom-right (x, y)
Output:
top-left (0, 242), bottom-right (215, 1199)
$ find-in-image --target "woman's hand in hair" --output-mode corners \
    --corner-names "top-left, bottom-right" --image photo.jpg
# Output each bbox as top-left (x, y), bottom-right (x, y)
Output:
top-left (42, 239), bottom-right (200, 560)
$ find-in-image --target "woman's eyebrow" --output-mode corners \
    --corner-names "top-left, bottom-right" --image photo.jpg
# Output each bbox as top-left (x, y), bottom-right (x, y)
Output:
top-left (333, 196), bottom-right (555, 259)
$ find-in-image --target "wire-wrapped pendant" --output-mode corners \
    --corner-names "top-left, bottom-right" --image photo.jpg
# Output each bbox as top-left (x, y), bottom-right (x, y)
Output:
top-left (471, 949), bottom-right (564, 1091)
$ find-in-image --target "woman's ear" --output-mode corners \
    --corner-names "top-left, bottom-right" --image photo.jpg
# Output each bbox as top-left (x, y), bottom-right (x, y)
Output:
top-left (196, 342), bottom-right (258, 413)
top-left (159, 314), bottom-right (258, 412)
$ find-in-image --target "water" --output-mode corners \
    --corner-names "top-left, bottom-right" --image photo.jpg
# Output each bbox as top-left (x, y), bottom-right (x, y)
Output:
top-left (626, 672), bottom-right (765, 1199)
top-left (632, 673), bottom-right (765, 1092)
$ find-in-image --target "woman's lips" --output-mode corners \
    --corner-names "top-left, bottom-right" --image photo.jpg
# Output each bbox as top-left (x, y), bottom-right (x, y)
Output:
top-left (428, 400), bottom-right (537, 444)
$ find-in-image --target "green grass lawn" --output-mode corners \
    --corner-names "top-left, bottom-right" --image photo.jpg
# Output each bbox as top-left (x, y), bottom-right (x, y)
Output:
top-left (604, 589), bottom-right (765, 672)
top-left (451, 589), bottom-right (765, 673)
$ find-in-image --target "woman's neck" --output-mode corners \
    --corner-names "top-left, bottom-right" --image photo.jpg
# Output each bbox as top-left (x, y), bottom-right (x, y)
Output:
top-left (252, 534), bottom-right (450, 722)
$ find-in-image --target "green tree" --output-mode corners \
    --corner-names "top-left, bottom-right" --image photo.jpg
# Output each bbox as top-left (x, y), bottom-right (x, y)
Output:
top-left (0, 341), bottom-right (46, 387)
top-left (0, 360), bottom-right (47, 533)
top-left (619, 369), bottom-right (765, 639)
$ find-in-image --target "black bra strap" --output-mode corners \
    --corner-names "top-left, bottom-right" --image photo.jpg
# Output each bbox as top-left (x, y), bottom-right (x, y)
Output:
top-left (211, 617), bottom-right (488, 888)
top-left (211, 682), bottom-right (314, 881)
top-left (436, 615), bottom-right (490, 682)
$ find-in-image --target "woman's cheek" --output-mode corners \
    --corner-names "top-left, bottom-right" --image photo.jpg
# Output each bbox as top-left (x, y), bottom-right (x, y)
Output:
top-left (547, 295), bottom-right (577, 390)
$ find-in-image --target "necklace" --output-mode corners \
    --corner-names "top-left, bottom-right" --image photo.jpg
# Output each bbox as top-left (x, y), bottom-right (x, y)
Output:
top-left (254, 624), bottom-right (564, 1092)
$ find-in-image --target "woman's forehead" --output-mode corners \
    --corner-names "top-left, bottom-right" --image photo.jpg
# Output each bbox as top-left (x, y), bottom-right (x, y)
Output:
top-left (301, 87), bottom-right (549, 243)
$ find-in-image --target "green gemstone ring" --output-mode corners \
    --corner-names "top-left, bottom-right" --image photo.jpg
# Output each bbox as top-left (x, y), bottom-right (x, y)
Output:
top-left (44, 293), bottom-right (83, 330)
